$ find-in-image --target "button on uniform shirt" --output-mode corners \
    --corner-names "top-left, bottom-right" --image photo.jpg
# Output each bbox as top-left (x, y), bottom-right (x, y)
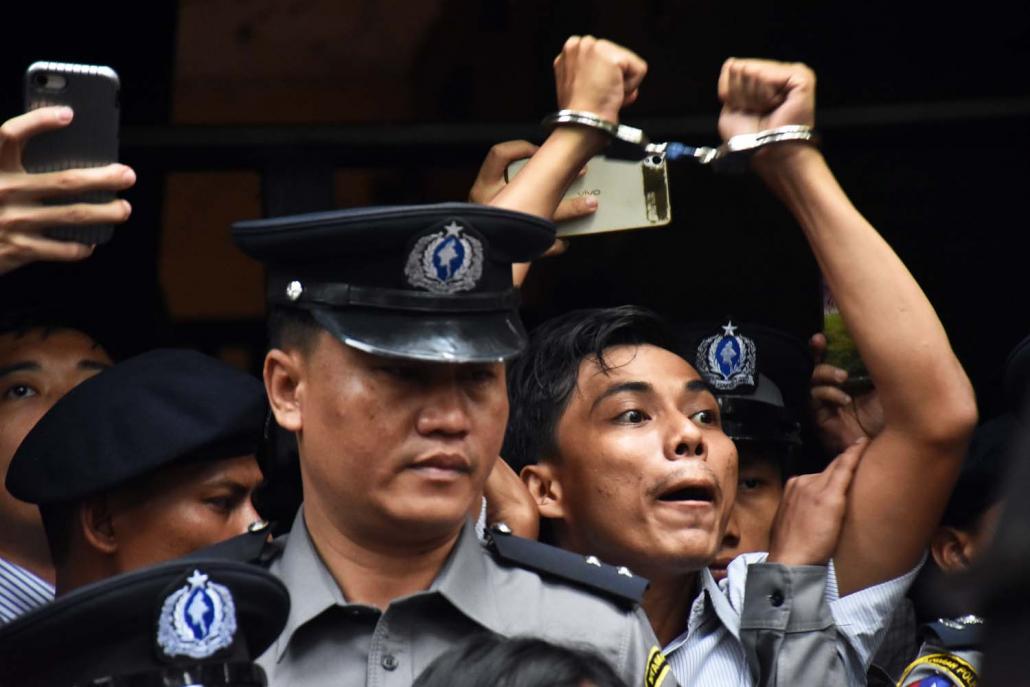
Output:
top-left (258, 510), bottom-right (671, 687)
top-left (664, 552), bottom-right (921, 686)
top-left (0, 557), bottom-right (54, 624)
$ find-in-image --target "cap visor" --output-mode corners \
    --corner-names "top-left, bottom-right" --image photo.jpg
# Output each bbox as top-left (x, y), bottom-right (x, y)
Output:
top-left (311, 307), bottom-right (526, 363)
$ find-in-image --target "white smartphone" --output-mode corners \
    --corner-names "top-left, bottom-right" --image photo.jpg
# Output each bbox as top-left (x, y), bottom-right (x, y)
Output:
top-left (505, 153), bottom-right (671, 238)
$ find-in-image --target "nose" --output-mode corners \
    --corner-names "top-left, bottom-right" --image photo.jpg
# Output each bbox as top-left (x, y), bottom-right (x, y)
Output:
top-left (667, 414), bottom-right (705, 461)
top-left (416, 379), bottom-right (471, 438)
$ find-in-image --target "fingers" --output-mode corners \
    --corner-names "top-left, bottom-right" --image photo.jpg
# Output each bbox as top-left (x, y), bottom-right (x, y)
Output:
top-left (0, 199), bottom-right (131, 235)
top-left (0, 107), bottom-right (74, 170)
top-left (811, 384), bottom-right (852, 408)
top-left (552, 195), bottom-right (597, 223)
top-left (469, 141), bottom-right (539, 205)
top-left (822, 438), bottom-right (868, 493)
top-left (541, 238), bottom-right (569, 259)
top-left (812, 362), bottom-right (848, 386)
top-left (0, 164), bottom-right (136, 201)
top-left (1, 230), bottom-right (95, 266)
top-left (483, 141), bottom-right (539, 179)
top-left (718, 57), bottom-right (812, 113)
top-left (554, 35), bottom-right (646, 122)
top-left (596, 39), bottom-right (647, 95)
top-left (810, 332), bottom-right (828, 362)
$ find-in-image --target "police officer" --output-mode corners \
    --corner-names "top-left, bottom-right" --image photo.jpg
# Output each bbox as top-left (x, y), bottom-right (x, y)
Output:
top-left (5, 349), bottom-right (268, 595)
top-left (231, 203), bottom-right (672, 687)
top-left (0, 557), bottom-right (289, 686)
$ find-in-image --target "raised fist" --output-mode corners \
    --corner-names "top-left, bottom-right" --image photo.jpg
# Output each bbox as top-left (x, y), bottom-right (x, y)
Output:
top-left (717, 58), bottom-right (816, 142)
top-left (554, 36), bottom-right (647, 124)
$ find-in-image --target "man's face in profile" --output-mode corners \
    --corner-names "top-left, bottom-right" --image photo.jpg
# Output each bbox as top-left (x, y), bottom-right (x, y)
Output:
top-left (531, 344), bottom-right (739, 578)
top-left (101, 453), bottom-right (264, 572)
top-left (290, 331), bottom-right (508, 543)
top-left (0, 328), bottom-right (111, 530)
top-left (710, 445), bottom-right (786, 581)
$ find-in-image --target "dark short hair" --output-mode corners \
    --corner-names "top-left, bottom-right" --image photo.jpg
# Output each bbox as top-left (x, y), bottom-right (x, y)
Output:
top-left (941, 414), bottom-right (1016, 530)
top-left (0, 306), bottom-right (104, 349)
top-left (502, 305), bottom-right (674, 474)
top-left (267, 305), bottom-right (321, 353)
top-left (413, 633), bottom-right (628, 687)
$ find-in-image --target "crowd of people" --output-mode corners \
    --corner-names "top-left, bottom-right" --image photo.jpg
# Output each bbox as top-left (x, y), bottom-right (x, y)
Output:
top-left (0, 36), bottom-right (1027, 687)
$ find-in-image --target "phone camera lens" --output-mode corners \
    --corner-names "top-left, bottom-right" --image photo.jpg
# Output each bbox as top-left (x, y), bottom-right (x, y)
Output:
top-left (650, 155), bottom-right (662, 165)
top-left (32, 73), bottom-right (48, 88)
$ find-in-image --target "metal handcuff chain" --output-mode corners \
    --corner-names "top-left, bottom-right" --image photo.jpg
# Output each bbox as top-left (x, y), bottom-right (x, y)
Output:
top-left (542, 109), bottom-right (819, 172)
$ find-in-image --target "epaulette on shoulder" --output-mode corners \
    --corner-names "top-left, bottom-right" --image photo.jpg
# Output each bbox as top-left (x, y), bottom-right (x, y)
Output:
top-left (485, 523), bottom-right (648, 608)
top-left (184, 520), bottom-right (283, 568)
top-left (922, 615), bottom-right (983, 650)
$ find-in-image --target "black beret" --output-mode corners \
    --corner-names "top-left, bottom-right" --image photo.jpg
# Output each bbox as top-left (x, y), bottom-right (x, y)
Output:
top-left (0, 558), bottom-right (289, 686)
top-left (1005, 333), bottom-right (1030, 412)
top-left (6, 349), bottom-right (266, 505)
top-left (671, 320), bottom-right (811, 446)
top-left (232, 203), bottom-right (555, 363)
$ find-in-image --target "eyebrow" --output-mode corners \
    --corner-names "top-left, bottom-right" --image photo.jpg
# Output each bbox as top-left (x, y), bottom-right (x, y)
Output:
top-left (0, 359), bottom-right (110, 379)
top-left (686, 379), bottom-right (717, 397)
top-left (590, 380), bottom-right (654, 412)
top-left (0, 362), bottom-right (40, 378)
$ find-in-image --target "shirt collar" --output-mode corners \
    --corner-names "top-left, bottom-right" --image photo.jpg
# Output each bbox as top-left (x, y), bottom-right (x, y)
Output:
top-left (431, 519), bottom-right (504, 632)
top-left (272, 511), bottom-right (502, 661)
top-left (272, 508), bottom-right (348, 662)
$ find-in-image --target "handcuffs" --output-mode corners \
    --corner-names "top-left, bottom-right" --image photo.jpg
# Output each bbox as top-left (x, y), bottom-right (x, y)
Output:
top-left (542, 109), bottom-right (818, 172)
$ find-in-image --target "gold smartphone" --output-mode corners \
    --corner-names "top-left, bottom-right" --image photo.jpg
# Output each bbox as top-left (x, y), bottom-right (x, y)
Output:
top-left (505, 153), bottom-right (672, 238)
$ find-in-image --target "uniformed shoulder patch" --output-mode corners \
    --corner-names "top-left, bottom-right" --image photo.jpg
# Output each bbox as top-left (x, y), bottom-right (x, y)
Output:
top-left (696, 320), bottom-right (758, 391)
top-left (898, 652), bottom-right (978, 687)
top-left (923, 615), bottom-right (983, 651)
top-left (183, 521), bottom-right (278, 566)
top-left (157, 569), bottom-right (237, 660)
top-left (645, 646), bottom-right (671, 687)
top-left (404, 220), bottom-right (484, 294)
top-left (486, 524), bottom-right (648, 608)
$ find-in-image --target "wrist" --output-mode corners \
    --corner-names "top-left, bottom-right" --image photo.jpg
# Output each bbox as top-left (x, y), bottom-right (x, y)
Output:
top-left (752, 142), bottom-right (823, 178)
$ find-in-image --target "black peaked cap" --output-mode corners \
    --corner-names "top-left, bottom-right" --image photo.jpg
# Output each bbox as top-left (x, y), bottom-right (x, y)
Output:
top-left (6, 349), bottom-right (267, 505)
top-left (232, 203), bottom-right (555, 363)
top-left (0, 558), bottom-right (289, 686)
top-left (671, 320), bottom-right (811, 447)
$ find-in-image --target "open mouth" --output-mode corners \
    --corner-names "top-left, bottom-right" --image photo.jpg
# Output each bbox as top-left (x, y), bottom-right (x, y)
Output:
top-left (657, 484), bottom-right (715, 503)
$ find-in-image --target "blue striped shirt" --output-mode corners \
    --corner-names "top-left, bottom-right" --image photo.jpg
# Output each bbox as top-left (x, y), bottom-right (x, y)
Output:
top-left (0, 557), bottom-right (54, 624)
top-left (664, 552), bottom-right (921, 686)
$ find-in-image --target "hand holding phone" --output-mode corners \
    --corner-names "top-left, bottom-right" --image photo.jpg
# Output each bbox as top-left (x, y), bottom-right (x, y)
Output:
top-left (506, 153), bottom-right (671, 238)
top-left (0, 65), bottom-right (135, 275)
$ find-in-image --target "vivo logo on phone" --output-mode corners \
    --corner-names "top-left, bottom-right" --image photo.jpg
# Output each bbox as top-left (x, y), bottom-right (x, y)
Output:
top-left (576, 189), bottom-right (602, 196)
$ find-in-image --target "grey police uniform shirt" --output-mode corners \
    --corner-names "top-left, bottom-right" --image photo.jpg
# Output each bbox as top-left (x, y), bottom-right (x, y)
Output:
top-left (257, 509), bottom-right (675, 687)
top-left (665, 552), bottom-right (922, 686)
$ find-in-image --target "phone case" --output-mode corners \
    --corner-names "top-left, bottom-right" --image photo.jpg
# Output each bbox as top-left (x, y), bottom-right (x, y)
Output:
top-left (506, 154), bottom-right (671, 238)
top-left (22, 62), bottom-right (121, 245)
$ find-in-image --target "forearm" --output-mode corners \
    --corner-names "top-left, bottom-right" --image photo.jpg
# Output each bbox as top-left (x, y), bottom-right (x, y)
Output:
top-left (488, 126), bottom-right (606, 218)
top-left (754, 145), bottom-right (975, 438)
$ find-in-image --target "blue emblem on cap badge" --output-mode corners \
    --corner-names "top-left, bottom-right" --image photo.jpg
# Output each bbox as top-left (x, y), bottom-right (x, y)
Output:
top-left (405, 221), bottom-right (484, 294)
top-left (157, 569), bottom-right (237, 659)
top-left (697, 321), bottom-right (757, 390)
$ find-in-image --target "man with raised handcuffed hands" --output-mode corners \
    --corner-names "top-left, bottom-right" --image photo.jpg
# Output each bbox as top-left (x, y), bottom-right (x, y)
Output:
top-left (503, 54), bottom-right (977, 686)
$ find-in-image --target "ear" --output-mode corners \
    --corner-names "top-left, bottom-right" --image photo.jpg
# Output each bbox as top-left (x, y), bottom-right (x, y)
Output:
top-left (930, 526), bottom-right (974, 573)
top-left (264, 348), bottom-right (305, 432)
top-left (520, 463), bottom-right (566, 520)
top-left (79, 496), bottom-right (118, 555)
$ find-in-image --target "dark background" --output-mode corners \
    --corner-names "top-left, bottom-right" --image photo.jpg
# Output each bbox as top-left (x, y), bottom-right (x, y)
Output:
top-left (1, 1), bottom-right (1027, 417)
